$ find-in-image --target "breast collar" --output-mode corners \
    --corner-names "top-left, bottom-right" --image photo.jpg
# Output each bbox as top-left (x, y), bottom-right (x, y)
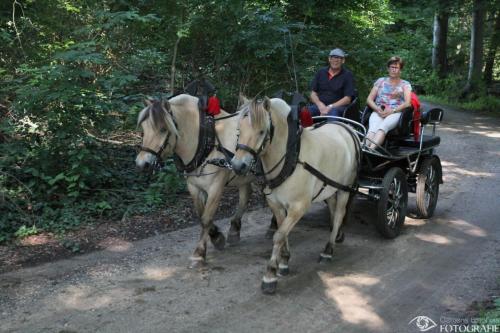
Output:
top-left (264, 111), bottom-right (302, 190)
top-left (173, 108), bottom-right (216, 173)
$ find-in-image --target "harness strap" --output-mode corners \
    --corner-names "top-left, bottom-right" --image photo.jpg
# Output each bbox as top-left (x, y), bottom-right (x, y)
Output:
top-left (266, 113), bottom-right (302, 189)
top-left (174, 109), bottom-right (216, 173)
top-left (215, 112), bottom-right (240, 121)
top-left (298, 161), bottom-right (357, 194)
top-left (312, 182), bottom-right (328, 201)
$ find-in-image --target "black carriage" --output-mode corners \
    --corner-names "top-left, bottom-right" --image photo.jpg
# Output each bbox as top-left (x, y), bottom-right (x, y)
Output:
top-left (354, 105), bottom-right (443, 238)
top-left (309, 98), bottom-right (444, 239)
top-left (261, 90), bottom-right (444, 239)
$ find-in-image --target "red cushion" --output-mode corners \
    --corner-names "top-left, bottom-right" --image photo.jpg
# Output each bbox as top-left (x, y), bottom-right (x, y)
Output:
top-left (299, 107), bottom-right (313, 127)
top-left (207, 96), bottom-right (221, 116)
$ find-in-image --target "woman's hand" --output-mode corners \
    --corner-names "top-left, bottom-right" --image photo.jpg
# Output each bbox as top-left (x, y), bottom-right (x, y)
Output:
top-left (379, 107), bottom-right (395, 118)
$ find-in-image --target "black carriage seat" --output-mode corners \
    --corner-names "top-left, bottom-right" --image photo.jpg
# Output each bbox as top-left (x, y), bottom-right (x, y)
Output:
top-left (342, 92), bottom-right (360, 122)
top-left (361, 105), bottom-right (443, 150)
top-left (310, 91), bottom-right (360, 123)
top-left (395, 108), bottom-right (443, 148)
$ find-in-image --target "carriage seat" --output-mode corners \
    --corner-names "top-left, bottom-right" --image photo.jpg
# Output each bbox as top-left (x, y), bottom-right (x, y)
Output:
top-left (342, 94), bottom-right (360, 122)
top-left (360, 105), bottom-right (414, 138)
top-left (393, 107), bottom-right (444, 148)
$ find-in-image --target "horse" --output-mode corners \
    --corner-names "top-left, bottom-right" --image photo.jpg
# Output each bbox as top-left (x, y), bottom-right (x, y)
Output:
top-left (231, 97), bottom-right (361, 294)
top-left (135, 94), bottom-right (276, 268)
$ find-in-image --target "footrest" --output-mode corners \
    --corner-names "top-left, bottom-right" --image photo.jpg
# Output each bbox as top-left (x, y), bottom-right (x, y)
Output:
top-left (395, 135), bottom-right (440, 149)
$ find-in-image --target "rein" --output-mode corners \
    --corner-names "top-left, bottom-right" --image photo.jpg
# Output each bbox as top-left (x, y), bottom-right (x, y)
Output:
top-left (140, 102), bottom-right (241, 175)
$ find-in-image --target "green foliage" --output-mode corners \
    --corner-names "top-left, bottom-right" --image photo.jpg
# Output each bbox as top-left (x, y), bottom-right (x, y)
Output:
top-left (424, 94), bottom-right (500, 113)
top-left (1, 0), bottom-right (499, 242)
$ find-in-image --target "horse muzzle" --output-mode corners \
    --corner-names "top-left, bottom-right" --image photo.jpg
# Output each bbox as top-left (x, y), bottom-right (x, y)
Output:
top-left (231, 156), bottom-right (252, 175)
top-left (135, 153), bottom-right (159, 173)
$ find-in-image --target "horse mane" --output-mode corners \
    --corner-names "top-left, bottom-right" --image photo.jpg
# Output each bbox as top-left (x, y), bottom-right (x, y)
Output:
top-left (244, 97), bottom-right (290, 129)
top-left (137, 100), bottom-right (179, 137)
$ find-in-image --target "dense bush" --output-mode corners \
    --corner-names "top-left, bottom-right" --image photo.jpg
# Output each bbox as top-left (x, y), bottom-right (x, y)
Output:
top-left (0, 0), bottom-right (498, 242)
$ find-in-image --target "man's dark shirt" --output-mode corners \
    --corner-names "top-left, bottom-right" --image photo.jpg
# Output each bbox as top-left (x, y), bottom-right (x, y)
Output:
top-left (310, 66), bottom-right (355, 105)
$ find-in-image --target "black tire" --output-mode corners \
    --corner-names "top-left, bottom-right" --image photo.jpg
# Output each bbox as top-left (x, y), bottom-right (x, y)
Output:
top-left (376, 167), bottom-right (408, 239)
top-left (416, 157), bottom-right (441, 218)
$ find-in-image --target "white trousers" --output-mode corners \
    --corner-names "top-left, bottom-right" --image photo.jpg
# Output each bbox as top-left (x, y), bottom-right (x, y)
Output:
top-left (368, 111), bottom-right (401, 134)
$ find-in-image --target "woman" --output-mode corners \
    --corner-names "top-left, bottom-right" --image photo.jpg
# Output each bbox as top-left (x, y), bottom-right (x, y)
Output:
top-left (365, 56), bottom-right (412, 149)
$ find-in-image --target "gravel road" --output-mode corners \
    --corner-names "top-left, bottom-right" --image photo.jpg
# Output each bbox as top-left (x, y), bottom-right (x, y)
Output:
top-left (1, 102), bottom-right (499, 333)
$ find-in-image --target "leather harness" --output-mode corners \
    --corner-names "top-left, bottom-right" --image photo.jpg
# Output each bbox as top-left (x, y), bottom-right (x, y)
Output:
top-left (139, 100), bottom-right (239, 175)
top-left (237, 109), bottom-right (360, 197)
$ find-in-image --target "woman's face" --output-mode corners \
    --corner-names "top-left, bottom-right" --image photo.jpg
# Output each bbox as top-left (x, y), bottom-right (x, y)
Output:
top-left (388, 63), bottom-right (401, 78)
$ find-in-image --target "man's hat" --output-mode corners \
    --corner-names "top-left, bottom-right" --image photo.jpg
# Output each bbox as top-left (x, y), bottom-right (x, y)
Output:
top-left (329, 48), bottom-right (346, 57)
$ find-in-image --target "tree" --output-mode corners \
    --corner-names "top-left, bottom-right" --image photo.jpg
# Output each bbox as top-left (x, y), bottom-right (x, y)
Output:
top-left (483, 10), bottom-right (499, 86)
top-left (432, 0), bottom-right (449, 77)
top-left (463, 0), bottom-right (486, 96)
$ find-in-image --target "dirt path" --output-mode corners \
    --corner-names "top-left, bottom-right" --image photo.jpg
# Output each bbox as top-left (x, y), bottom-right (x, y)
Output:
top-left (1, 103), bottom-right (499, 333)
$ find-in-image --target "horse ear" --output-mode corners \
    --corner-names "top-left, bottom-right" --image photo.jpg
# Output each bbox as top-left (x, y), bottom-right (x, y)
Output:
top-left (239, 93), bottom-right (249, 106)
top-left (144, 98), bottom-right (153, 107)
top-left (262, 97), bottom-right (271, 111)
top-left (161, 99), bottom-right (170, 111)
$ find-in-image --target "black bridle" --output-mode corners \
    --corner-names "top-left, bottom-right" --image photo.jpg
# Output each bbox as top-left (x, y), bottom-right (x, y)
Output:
top-left (138, 104), bottom-right (177, 171)
top-left (138, 130), bottom-right (173, 170)
top-left (236, 110), bottom-right (274, 160)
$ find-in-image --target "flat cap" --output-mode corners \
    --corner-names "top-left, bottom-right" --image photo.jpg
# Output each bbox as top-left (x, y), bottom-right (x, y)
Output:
top-left (329, 48), bottom-right (346, 57)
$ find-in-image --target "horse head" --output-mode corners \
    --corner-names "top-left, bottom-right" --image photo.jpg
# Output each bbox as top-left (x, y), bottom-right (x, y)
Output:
top-left (136, 98), bottom-right (178, 172)
top-left (231, 96), bottom-right (273, 175)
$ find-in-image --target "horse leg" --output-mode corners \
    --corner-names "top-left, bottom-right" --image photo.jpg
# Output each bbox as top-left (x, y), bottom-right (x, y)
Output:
top-left (262, 202), bottom-right (308, 294)
top-left (189, 181), bottom-right (225, 268)
top-left (277, 238), bottom-right (291, 277)
top-left (203, 181), bottom-right (227, 251)
top-left (227, 183), bottom-right (251, 245)
top-left (336, 192), bottom-right (355, 243)
top-left (265, 214), bottom-right (278, 239)
top-left (320, 191), bottom-right (350, 263)
top-left (187, 184), bottom-right (208, 268)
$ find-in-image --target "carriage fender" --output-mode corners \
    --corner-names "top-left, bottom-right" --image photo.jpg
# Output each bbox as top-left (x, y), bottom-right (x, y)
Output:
top-left (434, 155), bottom-right (444, 184)
top-left (420, 155), bottom-right (443, 184)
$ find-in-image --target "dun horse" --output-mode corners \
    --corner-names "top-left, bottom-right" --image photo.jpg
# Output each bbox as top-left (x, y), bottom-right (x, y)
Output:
top-left (136, 94), bottom-right (275, 267)
top-left (231, 97), bottom-right (360, 294)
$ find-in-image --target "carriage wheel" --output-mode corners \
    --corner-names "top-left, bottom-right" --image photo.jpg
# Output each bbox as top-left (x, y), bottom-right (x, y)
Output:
top-left (376, 167), bottom-right (408, 239)
top-left (416, 157), bottom-right (441, 219)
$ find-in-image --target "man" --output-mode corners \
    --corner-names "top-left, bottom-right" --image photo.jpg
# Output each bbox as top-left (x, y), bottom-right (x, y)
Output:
top-left (308, 48), bottom-right (355, 118)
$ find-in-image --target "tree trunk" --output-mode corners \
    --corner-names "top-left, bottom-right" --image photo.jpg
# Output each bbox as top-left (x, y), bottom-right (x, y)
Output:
top-left (170, 35), bottom-right (182, 96)
top-left (432, 6), bottom-right (449, 77)
top-left (484, 11), bottom-right (500, 86)
top-left (463, 0), bottom-right (486, 96)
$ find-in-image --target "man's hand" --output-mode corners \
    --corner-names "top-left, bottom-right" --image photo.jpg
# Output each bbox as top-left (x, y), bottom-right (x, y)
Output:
top-left (319, 104), bottom-right (332, 115)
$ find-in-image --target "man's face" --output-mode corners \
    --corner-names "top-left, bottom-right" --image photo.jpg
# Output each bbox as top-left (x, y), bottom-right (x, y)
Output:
top-left (329, 56), bottom-right (345, 70)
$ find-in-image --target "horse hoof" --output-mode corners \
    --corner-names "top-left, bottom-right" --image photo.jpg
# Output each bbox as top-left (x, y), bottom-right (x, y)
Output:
top-left (335, 231), bottom-right (345, 243)
top-left (211, 233), bottom-right (226, 251)
top-left (261, 280), bottom-right (278, 295)
top-left (278, 265), bottom-right (289, 277)
top-left (265, 229), bottom-right (276, 239)
top-left (189, 257), bottom-right (206, 269)
top-left (318, 253), bottom-right (332, 264)
top-left (227, 232), bottom-right (240, 245)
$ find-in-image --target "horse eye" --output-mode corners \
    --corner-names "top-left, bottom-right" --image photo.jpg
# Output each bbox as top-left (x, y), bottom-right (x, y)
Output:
top-left (259, 130), bottom-right (265, 135)
top-left (160, 128), bottom-right (167, 134)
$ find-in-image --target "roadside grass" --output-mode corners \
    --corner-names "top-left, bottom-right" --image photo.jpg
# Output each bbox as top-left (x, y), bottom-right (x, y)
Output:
top-left (478, 297), bottom-right (500, 325)
top-left (477, 278), bottom-right (500, 326)
top-left (422, 95), bottom-right (500, 116)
